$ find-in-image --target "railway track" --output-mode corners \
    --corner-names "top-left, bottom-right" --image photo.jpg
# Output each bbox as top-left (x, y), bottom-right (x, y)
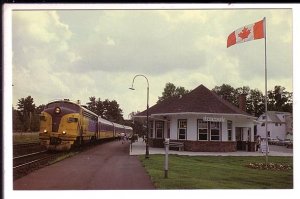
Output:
top-left (13, 139), bottom-right (116, 180)
top-left (13, 150), bottom-right (71, 180)
top-left (13, 142), bottom-right (46, 156)
top-left (13, 142), bottom-right (40, 148)
top-left (13, 150), bottom-right (49, 169)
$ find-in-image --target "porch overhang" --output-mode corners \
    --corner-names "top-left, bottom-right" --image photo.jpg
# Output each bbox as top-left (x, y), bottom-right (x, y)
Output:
top-left (133, 112), bottom-right (257, 123)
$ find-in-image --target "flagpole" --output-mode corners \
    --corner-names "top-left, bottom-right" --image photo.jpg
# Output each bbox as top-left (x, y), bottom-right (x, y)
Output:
top-left (227, 18), bottom-right (268, 163)
top-left (264, 17), bottom-right (269, 165)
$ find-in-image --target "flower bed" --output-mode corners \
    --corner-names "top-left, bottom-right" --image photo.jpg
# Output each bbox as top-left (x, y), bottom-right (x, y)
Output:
top-left (246, 162), bottom-right (292, 171)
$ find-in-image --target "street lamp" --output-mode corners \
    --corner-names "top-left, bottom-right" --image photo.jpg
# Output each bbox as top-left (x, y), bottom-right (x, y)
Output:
top-left (129, 74), bottom-right (149, 159)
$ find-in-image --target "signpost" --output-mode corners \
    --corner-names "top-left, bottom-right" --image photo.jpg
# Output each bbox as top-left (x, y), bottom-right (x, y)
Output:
top-left (260, 140), bottom-right (269, 153)
top-left (164, 138), bottom-right (169, 178)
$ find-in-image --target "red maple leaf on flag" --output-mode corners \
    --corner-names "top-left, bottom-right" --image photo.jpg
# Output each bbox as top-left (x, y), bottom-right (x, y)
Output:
top-left (238, 27), bottom-right (251, 40)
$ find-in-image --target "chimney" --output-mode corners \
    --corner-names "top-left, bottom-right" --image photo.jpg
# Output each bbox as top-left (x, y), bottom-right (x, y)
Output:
top-left (238, 94), bottom-right (247, 112)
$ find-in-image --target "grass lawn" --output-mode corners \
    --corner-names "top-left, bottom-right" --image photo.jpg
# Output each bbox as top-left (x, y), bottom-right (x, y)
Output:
top-left (139, 155), bottom-right (293, 189)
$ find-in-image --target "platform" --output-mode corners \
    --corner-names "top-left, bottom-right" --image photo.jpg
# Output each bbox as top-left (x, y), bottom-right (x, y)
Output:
top-left (129, 138), bottom-right (293, 157)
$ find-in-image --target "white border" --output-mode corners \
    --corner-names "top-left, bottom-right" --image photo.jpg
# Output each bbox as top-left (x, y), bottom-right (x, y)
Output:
top-left (3, 4), bottom-right (13, 196)
top-left (2, 3), bottom-right (298, 10)
top-left (3, 3), bottom-right (299, 199)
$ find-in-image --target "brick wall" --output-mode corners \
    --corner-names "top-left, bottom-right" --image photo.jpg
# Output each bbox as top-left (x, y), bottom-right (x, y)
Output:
top-left (149, 138), bottom-right (256, 152)
top-left (183, 141), bottom-right (237, 152)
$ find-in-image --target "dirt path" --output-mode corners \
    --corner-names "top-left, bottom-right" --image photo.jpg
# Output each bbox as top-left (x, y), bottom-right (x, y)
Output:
top-left (13, 140), bottom-right (155, 190)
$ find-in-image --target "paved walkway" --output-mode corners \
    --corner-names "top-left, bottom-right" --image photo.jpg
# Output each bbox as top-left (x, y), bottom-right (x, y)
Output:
top-left (14, 140), bottom-right (155, 190)
top-left (130, 138), bottom-right (293, 157)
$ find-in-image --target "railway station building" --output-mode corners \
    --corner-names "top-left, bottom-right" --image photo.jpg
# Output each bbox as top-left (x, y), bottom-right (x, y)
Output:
top-left (134, 84), bottom-right (257, 152)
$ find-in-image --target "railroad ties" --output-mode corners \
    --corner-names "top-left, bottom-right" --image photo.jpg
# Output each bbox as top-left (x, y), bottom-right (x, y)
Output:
top-left (13, 143), bottom-right (60, 180)
top-left (13, 140), bottom-right (114, 180)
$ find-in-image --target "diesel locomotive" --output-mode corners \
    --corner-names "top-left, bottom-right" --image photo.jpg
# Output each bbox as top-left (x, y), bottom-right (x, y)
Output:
top-left (39, 99), bottom-right (132, 151)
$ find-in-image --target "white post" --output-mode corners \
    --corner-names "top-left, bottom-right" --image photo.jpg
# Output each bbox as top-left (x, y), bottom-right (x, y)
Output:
top-left (264, 17), bottom-right (269, 165)
top-left (164, 138), bottom-right (170, 178)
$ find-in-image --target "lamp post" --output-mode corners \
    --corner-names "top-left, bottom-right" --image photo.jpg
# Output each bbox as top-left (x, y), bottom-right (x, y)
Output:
top-left (129, 74), bottom-right (149, 159)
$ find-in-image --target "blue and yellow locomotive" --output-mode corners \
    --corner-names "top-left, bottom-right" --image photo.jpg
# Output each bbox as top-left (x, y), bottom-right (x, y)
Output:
top-left (39, 99), bottom-right (132, 151)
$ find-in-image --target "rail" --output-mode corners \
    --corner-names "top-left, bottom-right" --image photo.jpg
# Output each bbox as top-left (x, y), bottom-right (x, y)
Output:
top-left (13, 150), bottom-right (49, 169)
top-left (13, 150), bottom-right (48, 160)
top-left (13, 150), bottom-right (64, 180)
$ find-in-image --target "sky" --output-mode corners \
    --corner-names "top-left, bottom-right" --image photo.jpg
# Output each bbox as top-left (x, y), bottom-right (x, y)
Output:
top-left (3, 3), bottom-right (300, 199)
top-left (10, 5), bottom-right (294, 119)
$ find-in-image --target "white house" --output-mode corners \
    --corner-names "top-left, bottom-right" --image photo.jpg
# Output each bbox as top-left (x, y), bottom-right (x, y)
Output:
top-left (134, 85), bottom-right (257, 152)
top-left (256, 111), bottom-right (293, 140)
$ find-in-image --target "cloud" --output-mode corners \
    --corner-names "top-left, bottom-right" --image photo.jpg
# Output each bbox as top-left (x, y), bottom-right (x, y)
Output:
top-left (12, 11), bottom-right (79, 105)
top-left (11, 8), bottom-right (293, 118)
top-left (13, 11), bottom-right (80, 72)
top-left (59, 10), bottom-right (209, 75)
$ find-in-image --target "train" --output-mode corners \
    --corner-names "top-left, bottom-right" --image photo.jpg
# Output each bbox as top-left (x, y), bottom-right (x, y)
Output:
top-left (39, 99), bottom-right (133, 151)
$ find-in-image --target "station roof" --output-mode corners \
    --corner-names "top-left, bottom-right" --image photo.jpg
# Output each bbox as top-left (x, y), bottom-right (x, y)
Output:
top-left (135, 84), bottom-right (254, 118)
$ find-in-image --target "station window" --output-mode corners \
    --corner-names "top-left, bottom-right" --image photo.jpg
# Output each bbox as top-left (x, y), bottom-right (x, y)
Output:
top-left (210, 122), bottom-right (221, 141)
top-left (155, 121), bottom-right (164, 139)
top-left (178, 119), bottom-right (187, 140)
top-left (227, 120), bottom-right (232, 141)
top-left (198, 119), bottom-right (208, 141)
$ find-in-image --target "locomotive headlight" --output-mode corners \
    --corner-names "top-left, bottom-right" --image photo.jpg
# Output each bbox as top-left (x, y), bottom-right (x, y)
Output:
top-left (55, 107), bottom-right (61, 114)
top-left (62, 131), bottom-right (67, 135)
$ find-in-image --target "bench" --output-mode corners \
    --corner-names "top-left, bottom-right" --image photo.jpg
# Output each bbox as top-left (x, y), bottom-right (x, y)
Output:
top-left (169, 142), bottom-right (184, 151)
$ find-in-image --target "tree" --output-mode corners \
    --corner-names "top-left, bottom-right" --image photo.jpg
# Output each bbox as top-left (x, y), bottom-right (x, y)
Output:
top-left (17, 96), bottom-right (35, 115)
top-left (87, 97), bottom-right (104, 116)
top-left (128, 111), bottom-right (146, 137)
top-left (213, 84), bottom-right (293, 117)
top-left (95, 98), bottom-right (104, 117)
top-left (13, 107), bottom-right (23, 132)
top-left (212, 84), bottom-right (238, 106)
top-left (128, 112), bottom-right (136, 120)
top-left (283, 92), bottom-right (293, 113)
top-left (87, 96), bottom-right (97, 113)
top-left (36, 104), bottom-right (45, 114)
top-left (267, 86), bottom-right (293, 113)
top-left (17, 96), bottom-right (36, 131)
top-left (30, 113), bottom-right (40, 131)
top-left (235, 86), bottom-right (253, 114)
top-left (102, 99), bottom-right (124, 123)
top-left (248, 89), bottom-right (265, 117)
top-left (157, 82), bottom-right (189, 103)
top-left (86, 97), bottom-right (124, 123)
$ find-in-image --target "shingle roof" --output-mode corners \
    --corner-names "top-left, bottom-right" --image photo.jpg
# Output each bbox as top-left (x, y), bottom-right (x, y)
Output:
top-left (136, 84), bottom-right (253, 117)
top-left (267, 112), bottom-right (282, 123)
top-left (264, 111), bottom-right (291, 123)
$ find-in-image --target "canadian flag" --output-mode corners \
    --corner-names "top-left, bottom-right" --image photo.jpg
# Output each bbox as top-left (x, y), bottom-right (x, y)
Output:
top-left (227, 18), bottom-right (265, 48)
